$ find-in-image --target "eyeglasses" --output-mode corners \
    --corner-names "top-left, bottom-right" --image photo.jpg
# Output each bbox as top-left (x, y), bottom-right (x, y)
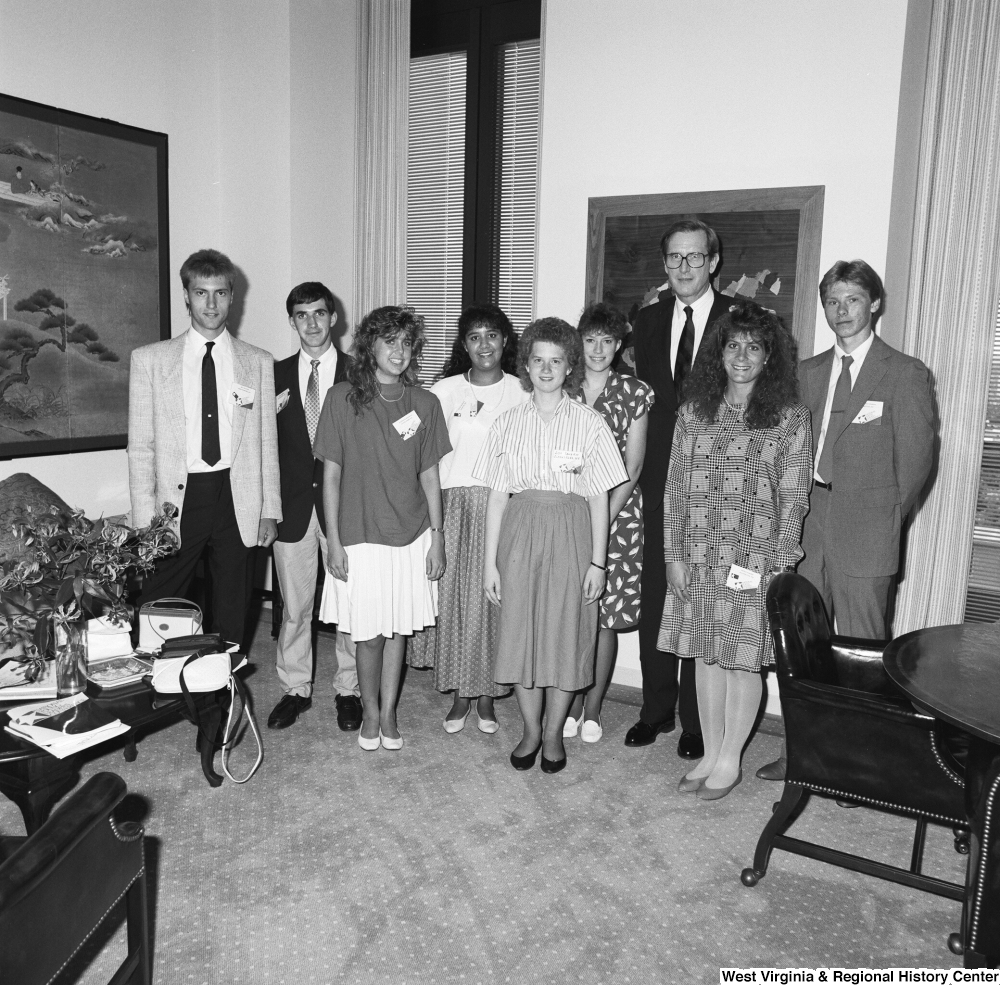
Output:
top-left (665, 252), bottom-right (710, 269)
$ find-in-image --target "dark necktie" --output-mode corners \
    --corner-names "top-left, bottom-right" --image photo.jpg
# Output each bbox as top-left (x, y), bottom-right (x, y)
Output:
top-left (305, 359), bottom-right (321, 446)
top-left (816, 355), bottom-right (853, 483)
top-left (673, 305), bottom-right (695, 396)
top-left (201, 340), bottom-right (221, 466)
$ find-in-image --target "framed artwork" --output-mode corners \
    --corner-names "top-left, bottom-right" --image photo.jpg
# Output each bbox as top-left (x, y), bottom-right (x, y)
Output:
top-left (586, 186), bottom-right (825, 358)
top-left (0, 92), bottom-right (169, 459)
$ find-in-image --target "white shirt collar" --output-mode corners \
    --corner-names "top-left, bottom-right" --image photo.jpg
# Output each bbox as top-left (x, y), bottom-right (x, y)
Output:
top-left (834, 329), bottom-right (875, 365)
top-left (186, 327), bottom-right (233, 353)
top-left (674, 288), bottom-right (716, 319)
top-left (297, 344), bottom-right (337, 368)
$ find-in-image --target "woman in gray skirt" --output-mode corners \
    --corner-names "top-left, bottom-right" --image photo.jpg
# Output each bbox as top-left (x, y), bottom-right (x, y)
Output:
top-left (475, 318), bottom-right (628, 773)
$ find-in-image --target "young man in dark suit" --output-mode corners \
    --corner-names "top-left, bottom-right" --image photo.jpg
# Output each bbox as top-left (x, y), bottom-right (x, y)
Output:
top-left (267, 282), bottom-right (361, 731)
top-left (757, 259), bottom-right (935, 781)
top-left (624, 219), bottom-right (731, 760)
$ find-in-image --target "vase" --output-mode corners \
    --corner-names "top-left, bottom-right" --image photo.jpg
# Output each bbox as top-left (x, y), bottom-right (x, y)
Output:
top-left (54, 619), bottom-right (88, 696)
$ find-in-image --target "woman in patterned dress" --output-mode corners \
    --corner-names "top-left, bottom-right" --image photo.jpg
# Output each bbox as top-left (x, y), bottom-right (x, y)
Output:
top-left (407, 304), bottom-right (527, 733)
top-left (563, 303), bottom-right (653, 743)
top-left (658, 301), bottom-right (812, 800)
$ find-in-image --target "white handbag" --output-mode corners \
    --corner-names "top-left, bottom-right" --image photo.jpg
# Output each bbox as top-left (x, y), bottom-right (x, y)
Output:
top-left (138, 598), bottom-right (203, 650)
top-left (151, 651), bottom-right (262, 784)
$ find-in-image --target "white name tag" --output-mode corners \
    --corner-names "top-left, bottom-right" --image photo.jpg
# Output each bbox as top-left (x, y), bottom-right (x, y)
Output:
top-left (276, 388), bottom-right (290, 413)
top-left (232, 384), bottom-right (255, 408)
top-left (726, 564), bottom-right (761, 592)
top-left (852, 400), bottom-right (883, 425)
top-left (392, 410), bottom-right (422, 440)
top-left (552, 448), bottom-right (584, 474)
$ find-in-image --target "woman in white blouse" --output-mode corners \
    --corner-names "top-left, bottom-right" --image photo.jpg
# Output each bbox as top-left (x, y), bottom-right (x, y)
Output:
top-left (475, 318), bottom-right (628, 773)
top-left (408, 304), bottom-right (527, 733)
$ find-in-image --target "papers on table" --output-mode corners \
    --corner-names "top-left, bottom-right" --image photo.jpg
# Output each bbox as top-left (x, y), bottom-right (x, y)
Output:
top-left (0, 657), bottom-right (58, 701)
top-left (5, 693), bottom-right (129, 758)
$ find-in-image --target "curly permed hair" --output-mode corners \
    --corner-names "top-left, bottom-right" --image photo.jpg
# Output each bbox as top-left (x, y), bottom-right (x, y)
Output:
top-left (576, 302), bottom-right (629, 342)
top-left (347, 306), bottom-right (425, 414)
top-left (516, 317), bottom-right (586, 396)
top-left (684, 300), bottom-right (799, 430)
top-left (441, 303), bottom-right (518, 377)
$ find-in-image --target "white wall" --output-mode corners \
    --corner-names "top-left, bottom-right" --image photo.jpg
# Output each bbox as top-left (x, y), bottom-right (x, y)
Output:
top-left (535, 0), bottom-right (909, 687)
top-left (0, 0), bottom-right (358, 516)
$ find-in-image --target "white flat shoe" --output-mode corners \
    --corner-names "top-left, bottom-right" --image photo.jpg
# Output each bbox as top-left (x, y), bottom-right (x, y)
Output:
top-left (476, 709), bottom-right (499, 734)
top-left (581, 716), bottom-right (603, 743)
top-left (358, 726), bottom-right (381, 751)
top-left (443, 707), bottom-right (471, 734)
top-left (563, 714), bottom-right (581, 738)
top-left (380, 729), bottom-right (404, 751)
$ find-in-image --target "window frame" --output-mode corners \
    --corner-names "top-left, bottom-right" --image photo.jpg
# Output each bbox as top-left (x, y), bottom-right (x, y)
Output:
top-left (410, 0), bottom-right (542, 309)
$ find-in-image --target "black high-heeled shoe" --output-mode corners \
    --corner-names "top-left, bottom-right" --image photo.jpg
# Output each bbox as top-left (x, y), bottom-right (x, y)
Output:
top-left (510, 744), bottom-right (541, 771)
top-left (540, 754), bottom-right (567, 774)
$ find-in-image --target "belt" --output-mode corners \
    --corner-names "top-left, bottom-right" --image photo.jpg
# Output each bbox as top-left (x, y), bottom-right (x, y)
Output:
top-left (814, 480), bottom-right (832, 490)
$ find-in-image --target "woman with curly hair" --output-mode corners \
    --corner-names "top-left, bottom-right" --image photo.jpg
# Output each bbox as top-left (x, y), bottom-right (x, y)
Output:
top-left (314, 306), bottom-right (452, 751)
top-left (474, 317), bottom-right (628, 773)
top-left (563, 302), bottom-right (653, 743)
top-left (409, 304), bottom-right (527, 733)
top-left (659, 300), bottom-right (812, 800)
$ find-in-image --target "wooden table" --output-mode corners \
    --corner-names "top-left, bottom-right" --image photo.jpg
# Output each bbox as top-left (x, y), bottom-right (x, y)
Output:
top-left (0, 681), bottom-right (230, 834)
top-left (884, 623), bottom-right (1000, 968)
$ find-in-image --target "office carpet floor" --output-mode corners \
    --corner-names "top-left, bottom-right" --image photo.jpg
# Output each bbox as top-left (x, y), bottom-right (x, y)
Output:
top-left (6, 622), bottom-right (966, 984)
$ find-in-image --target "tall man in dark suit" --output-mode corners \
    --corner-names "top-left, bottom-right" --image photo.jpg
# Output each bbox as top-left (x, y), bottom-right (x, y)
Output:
top-left (624, 219), bottom-right (731, 759)
top-left (267, 282), bottom-right (361, 731)
top-left (758, 259), bottom-right (935, 780)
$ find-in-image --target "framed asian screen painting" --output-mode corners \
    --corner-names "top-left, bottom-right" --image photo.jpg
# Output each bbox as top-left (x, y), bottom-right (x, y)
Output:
top-left (0, 92), bottom-right (169, 459)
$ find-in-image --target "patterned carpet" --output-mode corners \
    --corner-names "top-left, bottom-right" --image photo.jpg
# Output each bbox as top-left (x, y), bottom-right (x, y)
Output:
top-left (5, 621), bottom-right (965, 984)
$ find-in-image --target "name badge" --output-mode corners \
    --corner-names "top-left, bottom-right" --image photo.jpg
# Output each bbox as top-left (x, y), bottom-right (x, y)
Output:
top-left (276, 389), bottom-right (290, 413)
top-left (232, 384), bottom-right (255, 408)
top-left (552, 448), bottom-right (584, 474)
top-left (393, 410), bottom-right (422, 440)
top-left (852, 400), bottom-right (883, 425)
top-left (726, 564), bottom-right (761, 592)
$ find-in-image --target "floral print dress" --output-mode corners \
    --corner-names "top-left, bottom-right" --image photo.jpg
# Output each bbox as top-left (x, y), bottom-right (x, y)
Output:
top-left (588, 371), bottom-right (654, 630)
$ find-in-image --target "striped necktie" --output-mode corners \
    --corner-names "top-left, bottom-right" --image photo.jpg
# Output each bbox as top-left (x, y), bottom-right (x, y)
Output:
top-left (304, 359), bottom-right (321, 446)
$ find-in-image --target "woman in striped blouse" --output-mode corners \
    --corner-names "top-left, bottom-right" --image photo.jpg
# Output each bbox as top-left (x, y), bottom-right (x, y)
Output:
top-left (475, 318), bottom-right (628, 773)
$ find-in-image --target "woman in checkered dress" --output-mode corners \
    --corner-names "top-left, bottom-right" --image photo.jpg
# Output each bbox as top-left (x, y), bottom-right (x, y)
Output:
top-left (657, 301), bottom-right (812, 800)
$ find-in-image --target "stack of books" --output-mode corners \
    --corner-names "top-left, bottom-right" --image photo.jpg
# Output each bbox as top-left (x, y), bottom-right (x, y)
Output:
top-left (5, 693), bottom-right (130, 758)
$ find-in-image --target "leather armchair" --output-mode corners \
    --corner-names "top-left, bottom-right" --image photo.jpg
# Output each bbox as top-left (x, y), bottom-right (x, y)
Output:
top-left (742, 573), bottom-right (968, 920)
top-left (0, 771), bottom-right (150, 985)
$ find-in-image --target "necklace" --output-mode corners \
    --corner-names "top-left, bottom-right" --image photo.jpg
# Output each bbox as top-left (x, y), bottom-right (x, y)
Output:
top-left (465, 371), bottom-right (506, 416)
top-left (378, 382), bottom-right (405, 403)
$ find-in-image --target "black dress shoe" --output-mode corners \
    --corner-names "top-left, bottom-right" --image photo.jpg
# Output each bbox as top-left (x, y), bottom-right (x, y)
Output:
top-left (335, 694), bottom-right (363, 731)
top-left (540, 755), bottom-right (566, 774)
top-left (676, 731), bottom-right (704, 759)
top-left (624, 720), bottom-right (674, 747)
top-left (510, 744), bottom-right (541, 771)
top-left (267, 694), bottom-right (311, 730)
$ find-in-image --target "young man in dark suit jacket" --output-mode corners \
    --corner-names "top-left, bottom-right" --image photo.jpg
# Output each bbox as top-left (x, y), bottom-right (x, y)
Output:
top-left (267, 282), bottom-right (361, 731)
top-left (625, 219), bottom-right (732, 760)
top-left (757, 259), bottom-right (935, 781)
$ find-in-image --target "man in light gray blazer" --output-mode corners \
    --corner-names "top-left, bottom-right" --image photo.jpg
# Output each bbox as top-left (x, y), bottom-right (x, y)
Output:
top-left (758, 259), bottom-right (935, 781)
top-left (128, 249), bottom-right (281, 648)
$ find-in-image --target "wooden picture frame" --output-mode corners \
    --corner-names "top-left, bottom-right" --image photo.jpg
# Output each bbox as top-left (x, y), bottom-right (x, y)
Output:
top-left (0, 92), bottom-right (169, 460)
top-left (586, 186), bottom-right (825, 356)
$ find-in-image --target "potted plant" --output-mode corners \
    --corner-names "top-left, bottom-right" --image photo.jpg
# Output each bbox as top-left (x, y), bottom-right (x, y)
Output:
top-left (0, 503), bottom-right (179, 689)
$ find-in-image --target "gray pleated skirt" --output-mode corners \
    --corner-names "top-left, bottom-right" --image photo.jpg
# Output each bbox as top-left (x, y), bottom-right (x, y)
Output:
top-left (493, 490), bottom-right (598, 691)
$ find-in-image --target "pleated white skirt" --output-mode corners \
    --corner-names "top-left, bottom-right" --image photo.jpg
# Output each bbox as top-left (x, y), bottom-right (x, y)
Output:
top-left (318, 528), bottom-right (438, 642)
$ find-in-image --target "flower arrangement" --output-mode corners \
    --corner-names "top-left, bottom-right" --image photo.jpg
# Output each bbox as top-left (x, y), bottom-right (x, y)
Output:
top-left (0, 503), bottom-right (179, 677)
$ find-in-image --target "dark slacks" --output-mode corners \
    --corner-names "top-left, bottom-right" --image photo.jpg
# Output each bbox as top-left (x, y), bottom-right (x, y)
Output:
top-left (638, 500), bottom-right (700, 732)
top-left (138, 470), bottom-right (251, 648)
top-left (798, 483), bottom-right (894, 639)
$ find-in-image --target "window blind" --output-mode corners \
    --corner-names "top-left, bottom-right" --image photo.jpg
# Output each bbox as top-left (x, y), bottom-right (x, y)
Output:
top-left (493, 39), bottom-right (541, 333)
top-left (965, 295), bottom-right (1000, 622)
top-left (406, 51), bottom-right (467, 383)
